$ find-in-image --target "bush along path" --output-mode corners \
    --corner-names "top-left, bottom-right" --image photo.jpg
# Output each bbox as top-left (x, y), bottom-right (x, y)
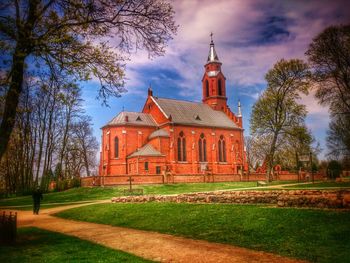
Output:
top-left (5, 202), bottom-right (308, 263)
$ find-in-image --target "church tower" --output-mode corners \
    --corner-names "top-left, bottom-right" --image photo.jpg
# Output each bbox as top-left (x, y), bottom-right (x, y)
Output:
top-left (202, 34), bottom-right (228, 111)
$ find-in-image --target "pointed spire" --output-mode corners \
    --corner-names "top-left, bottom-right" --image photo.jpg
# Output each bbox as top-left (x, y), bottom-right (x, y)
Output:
top-left (237, 100), bottom-right (242, 117)
top-left (207, 32), bottom-right (220, 62)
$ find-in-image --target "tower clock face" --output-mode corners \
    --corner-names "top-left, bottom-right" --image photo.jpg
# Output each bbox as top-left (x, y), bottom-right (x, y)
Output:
top-left (207, 70), bottom-right (219, 77)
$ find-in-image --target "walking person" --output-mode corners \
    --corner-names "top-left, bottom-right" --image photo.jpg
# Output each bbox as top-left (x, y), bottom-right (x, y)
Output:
top-left (32, 187), bottom-right (43, 215)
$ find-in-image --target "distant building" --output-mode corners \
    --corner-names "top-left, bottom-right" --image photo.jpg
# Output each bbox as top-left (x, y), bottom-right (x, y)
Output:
top-left (99, 38), bottom-right (247, 179)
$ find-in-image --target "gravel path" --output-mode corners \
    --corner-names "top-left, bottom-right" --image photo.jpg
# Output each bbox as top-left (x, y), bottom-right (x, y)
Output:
top-left (4, 201), bottom-right (308, 263)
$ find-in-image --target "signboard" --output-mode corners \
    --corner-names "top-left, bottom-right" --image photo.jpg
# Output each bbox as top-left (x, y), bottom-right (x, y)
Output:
top-left (299, 155), bottom-right (310, 162)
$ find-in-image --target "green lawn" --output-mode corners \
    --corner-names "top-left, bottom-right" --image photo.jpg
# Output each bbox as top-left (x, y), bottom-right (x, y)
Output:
top-left (284, 181), bottom-right (350, 189)
top-left (2, 180), bottom-right (346, 210)
top-left (0, 187), bottom-right (121, 210)
top-left (0, 182), bottom-right (257, 209)
top-left (56, 203), bottom-right (350, 263)
top-left (0, 227), bottom-right (152, 263)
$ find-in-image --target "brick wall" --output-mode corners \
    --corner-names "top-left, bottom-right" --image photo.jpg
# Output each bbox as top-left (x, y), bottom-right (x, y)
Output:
top-left (100, 175), bottom-right (164, 185)
top-left (82, 173), bottom-right (244, 186)
top-left (82, 172), bottom-right (320, 187)
top-left (81, 176), bottom-right (101, 187)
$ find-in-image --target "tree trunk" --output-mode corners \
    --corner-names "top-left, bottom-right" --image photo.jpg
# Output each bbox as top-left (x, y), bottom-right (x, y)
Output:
top-left (59, 109), bottom-right (71, 179)
top-left (0, 49), bottom-right (26, 161)
top-left (82, 144), bottom-right (91, 177)
top-left (266, 132), bottom-right (278, 182)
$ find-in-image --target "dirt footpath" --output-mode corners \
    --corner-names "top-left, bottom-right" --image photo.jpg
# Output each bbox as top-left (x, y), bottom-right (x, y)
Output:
top-left (5, 202), bottom-right (308, 263)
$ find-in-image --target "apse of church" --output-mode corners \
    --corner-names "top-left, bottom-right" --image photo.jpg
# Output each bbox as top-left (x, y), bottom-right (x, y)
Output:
top-left (99, 37), bottom-right (247, 178)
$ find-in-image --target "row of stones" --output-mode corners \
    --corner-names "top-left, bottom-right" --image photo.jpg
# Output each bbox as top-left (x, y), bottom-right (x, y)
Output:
top-left (111, 190), bottom-right (350, 209)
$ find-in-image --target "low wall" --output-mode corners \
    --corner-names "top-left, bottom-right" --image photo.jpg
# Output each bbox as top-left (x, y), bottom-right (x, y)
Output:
top-left (243, 172), bottom-right (324, 181)
top-left (81, 174), bottom-right (243, 186)
top-left (81, 172), bottom-right (322, 186)
top-left (101, 175), bottom-right (164, 185)
top-left (111, 189), bottom-right (350, 209)
top-left (81, 176), bottom-right (100, 187)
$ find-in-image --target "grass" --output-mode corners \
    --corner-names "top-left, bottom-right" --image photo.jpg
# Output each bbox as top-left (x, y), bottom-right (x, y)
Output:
top-left (2, 180), bottom-right (348, 210)
top-left (0, 187), bottom-right (121, 210)
top-left (0, 181), bottom-right (257, 209)
top-left (284, 181), bottom-right (350, 189)
top-left (0, 227), bottom-right (152, 263)
top-left (56, 202), bottom-right (350, 263)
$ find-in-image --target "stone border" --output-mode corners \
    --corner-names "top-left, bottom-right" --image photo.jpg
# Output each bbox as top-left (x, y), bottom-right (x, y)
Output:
top-left (112, 189), bottom-right (350, 209)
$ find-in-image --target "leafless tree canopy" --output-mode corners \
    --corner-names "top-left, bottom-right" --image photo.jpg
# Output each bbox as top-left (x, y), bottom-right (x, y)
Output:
top-left (0, 74), bottom-right (98, 194)
top-left (0, 0), bottom-right (177, 161)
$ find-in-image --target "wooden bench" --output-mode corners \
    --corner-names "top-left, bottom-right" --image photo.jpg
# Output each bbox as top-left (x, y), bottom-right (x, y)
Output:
top-left (257, 181), bottom-right (267, 187)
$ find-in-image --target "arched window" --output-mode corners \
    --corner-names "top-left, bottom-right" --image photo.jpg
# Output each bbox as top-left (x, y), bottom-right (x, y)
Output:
top-left (218, 79), bottom-right (222, 96)
top-left (198, 133), bottom-right (207, 162)
top-left (218, 135), bottom-right (226, 162)
top-left (177, 131), bottom-right (186, 161)
top-left (114, 137), bottom-right (119, 158)
top-left (236, 141), bottom-right (241, 161)
top-left (205, 80), bottom-right (209, 97)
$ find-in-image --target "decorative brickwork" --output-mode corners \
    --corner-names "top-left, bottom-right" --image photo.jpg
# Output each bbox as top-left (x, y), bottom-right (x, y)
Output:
top-left (99, 37), bottom-right (247, 181)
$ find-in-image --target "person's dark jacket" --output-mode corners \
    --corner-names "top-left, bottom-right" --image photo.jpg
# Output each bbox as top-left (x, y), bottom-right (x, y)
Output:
top-left (32, 190), bottom-right (43, 203)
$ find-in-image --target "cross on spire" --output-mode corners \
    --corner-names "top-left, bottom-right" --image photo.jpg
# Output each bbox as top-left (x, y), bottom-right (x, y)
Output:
top-left (207, 32), bottom-right (219, 62)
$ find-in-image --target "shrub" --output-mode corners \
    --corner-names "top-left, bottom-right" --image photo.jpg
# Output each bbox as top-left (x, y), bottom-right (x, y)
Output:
top-left (328, 160), bottom-right (342, 179)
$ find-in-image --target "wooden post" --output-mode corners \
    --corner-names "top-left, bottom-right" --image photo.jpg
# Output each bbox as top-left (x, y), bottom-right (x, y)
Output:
top-left (127, 176), bottom-right (134, 191)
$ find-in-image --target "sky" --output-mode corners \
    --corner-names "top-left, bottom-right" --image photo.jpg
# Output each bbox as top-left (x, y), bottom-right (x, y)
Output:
top-left (81, 0), bottom-right (350, 160)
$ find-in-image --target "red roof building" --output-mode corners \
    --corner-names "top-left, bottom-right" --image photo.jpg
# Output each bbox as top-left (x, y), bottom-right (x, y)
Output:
top-left (99, 38), bottom-right (247, 179)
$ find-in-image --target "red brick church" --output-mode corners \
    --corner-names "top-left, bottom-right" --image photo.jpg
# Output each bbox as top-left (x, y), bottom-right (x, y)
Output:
top-left (99, 38), bottom-right (247, 179)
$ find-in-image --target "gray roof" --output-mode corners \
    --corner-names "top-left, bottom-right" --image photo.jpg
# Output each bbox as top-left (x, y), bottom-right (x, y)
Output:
top-left (149, 129), bottom-right (170, 139)
top-left (128, 144), bottom-right (164, 158)
top-left (104, 111), bottom-right (157, 127)
top-left (152, 97), bottom-right (240, 129)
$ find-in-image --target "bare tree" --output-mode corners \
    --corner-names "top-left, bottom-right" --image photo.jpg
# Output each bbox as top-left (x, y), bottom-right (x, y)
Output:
top-left (0, 0), bottom-right (177, 160)
top-left (0, 71), bottom-right (99, 194)
top-left (72, 116), bottom-right (98, 177)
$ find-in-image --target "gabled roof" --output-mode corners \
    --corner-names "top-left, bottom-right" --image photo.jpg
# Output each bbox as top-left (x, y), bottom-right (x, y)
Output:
top-left (127, 144), bottom-right (164, 158)
top-left (152, 97), bottom-right (240, 129)
top-left (104, 111), bottom-right (157, 127)
top-left (149, 129), bottom-right (170, 140)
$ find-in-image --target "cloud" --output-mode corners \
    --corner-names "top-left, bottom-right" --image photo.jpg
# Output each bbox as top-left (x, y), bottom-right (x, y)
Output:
top-left (299, 90), bottom-right (330, 130)
top-left (123, 0), bottom-right (349, 99)
top-left (82, 0), bottom-right (350, 159)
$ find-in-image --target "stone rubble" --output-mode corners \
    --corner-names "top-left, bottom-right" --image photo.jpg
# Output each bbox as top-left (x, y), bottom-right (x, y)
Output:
top-left (111, 189), bottom-right (350, 209)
